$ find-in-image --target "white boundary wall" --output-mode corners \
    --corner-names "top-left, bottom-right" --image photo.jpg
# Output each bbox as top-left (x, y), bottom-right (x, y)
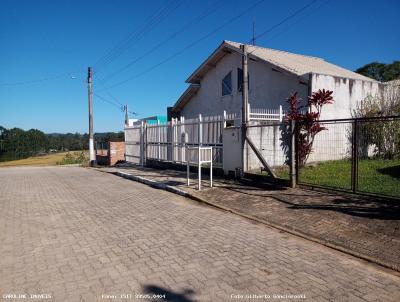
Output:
top-left (125, 109), bottom-right (357, 174)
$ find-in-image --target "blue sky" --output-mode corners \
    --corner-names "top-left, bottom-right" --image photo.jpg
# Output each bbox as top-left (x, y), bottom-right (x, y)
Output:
top-left (0, 0), bottom-right (399, 133)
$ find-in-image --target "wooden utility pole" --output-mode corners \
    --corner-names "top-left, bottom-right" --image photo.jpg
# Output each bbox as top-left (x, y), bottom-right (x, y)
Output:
top-left (87, 66), bottom-right (96, 166)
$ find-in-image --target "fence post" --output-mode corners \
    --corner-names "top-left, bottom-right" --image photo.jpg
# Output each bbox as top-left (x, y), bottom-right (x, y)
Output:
top-left (290, 120), bottom-right (297, 188)
top-left (247, 103), bottom-right (251, 121)
top-left (223, 110), bottom-right (227, 128)
top-left (279, 105), bottom-right (283, 122)
top-left (157, 120), bottom-right (161, 160)
top-left (198, 114), bottom-right (202, 190)
top-left (198, 114), bottom-right (202, 146)
top-left (351, 119), bottom-right (359, 193)
top-left (171, 118), bottom-right (175, 162)
top-left (181, 116), bottom-right (185, 163)
top-left (198, 148), bottom-right (201, 191)
top-left (143, 122), bottom-right (147, 166)
top-left (140, 121), bottom-right (144, 166)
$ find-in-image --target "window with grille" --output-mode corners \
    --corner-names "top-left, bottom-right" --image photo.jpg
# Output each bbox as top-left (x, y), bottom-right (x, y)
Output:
top-left (222, 71), bottom-right (232, 96)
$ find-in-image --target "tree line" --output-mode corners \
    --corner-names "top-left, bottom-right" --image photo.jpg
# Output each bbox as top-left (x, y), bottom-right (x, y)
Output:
top-left (356, 61), bottom-right (400, 82)
top-left (0, 126), bottom-right (124, 162)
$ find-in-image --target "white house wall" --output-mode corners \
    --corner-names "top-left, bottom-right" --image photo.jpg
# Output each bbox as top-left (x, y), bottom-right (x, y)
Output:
top-left (180, 51), bottom-right (309, 118)
top-left (311, 73), bottom-right (383, 119)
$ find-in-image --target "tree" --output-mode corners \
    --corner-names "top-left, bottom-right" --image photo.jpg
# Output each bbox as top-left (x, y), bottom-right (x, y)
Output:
top-left (0, 127), bottom-right (124, 162)
top-left (356, 61), bottom-right (400, 82)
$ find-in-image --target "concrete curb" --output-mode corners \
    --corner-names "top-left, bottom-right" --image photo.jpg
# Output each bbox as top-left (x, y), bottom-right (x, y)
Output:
top-left (109, 169), bottom-right (400, 275)
top-left (114, 171), bottom-right (190, 197)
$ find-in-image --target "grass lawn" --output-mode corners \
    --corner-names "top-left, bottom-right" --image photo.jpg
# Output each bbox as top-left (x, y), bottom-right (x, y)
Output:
top-left (274, 159), bottom-right (400, 198)
top-left (0, 151), bottom-right (88, 167)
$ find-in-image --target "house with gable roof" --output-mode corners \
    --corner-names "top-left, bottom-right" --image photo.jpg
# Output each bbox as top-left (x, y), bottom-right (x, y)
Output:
top-left (171, 40), bottom-right (383, 120)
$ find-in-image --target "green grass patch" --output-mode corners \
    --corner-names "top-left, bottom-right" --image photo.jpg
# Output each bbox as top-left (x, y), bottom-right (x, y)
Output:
top-left (276, 159), bottom-right (400, 197)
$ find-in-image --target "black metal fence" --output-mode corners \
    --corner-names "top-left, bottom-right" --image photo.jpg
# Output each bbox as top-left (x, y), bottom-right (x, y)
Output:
top-left (296, 116), bottom-right (400, 199)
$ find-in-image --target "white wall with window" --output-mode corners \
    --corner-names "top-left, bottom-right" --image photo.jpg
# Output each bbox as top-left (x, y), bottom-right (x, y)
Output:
top-left (179, 51), bottom-right (308, 119)
top-left (222, 71), bottom-right (232, 96)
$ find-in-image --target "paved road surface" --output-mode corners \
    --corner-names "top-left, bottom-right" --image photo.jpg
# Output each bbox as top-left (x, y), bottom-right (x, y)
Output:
top-left (0, 167), bottom-right (399, 301)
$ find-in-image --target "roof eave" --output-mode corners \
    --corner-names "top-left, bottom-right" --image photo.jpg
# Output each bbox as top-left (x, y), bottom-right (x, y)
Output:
top-left (186, 41), bottom-right (241, 84)
top-left (172, 84), bottom-right (200, 111)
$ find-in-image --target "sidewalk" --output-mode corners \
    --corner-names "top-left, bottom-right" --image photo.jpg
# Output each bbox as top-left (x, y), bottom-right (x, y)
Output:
top-left (98, 164), bottom-right (400, 272)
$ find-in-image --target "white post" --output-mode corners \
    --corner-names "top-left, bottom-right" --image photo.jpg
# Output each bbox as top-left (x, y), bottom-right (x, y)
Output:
top-left (198, 114), bottom-right (202, 191)
top-left (140, 121), bottom-right (144, 166)
top-left (247, 103), bottom-right (251, 122)
top-left (157, 120), bottom-right (161, 160)
top-left (279, 105), bottom-right (283, 122)
top-left (181, 116), bottom-right (185, 164)
top-left (198, 113), bottom-right (202, 146)
top-left (198, 148), bottom-right (201, 191)
top-left (210, 149), bottom-right (213, 188)
top-left (171, 118), bottom-right (175, 162)
top-left (143, 122), bottom-right (147, 166)
top-left (223, 110), bottom-right (227, 128)
top-left (187, 146), bottom-right (190, 186)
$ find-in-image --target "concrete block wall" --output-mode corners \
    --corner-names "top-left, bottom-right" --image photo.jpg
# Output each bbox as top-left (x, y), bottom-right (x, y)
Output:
top-left (244, 121), bottom-right (352, 172)
top-left (245, 122), bottom-right (288, 170)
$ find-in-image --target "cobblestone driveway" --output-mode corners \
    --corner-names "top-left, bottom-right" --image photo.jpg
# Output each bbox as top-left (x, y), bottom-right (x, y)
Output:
top-left (0, 167), bottom-right (399, 302)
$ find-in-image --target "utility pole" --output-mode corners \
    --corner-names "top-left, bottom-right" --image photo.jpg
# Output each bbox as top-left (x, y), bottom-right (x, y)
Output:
top-left (241, 44), bottom-right (249, 174)
top-left (87, 66), bottom-right (96, 166)
top-left (124, 105), bottom-right (129, 126)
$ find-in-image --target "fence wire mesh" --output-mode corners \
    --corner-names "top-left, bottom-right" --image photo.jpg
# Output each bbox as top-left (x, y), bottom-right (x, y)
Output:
top-left (355, 117), bottom-right (400, 197)
top-left (125, 113), bottom-right (399, 199)
top-left (297, 116), bottom-right (400, 198)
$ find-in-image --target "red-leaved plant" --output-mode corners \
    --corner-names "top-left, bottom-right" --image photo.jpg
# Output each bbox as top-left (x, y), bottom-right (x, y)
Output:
top-left (286, 89), bottom-right (334, 167)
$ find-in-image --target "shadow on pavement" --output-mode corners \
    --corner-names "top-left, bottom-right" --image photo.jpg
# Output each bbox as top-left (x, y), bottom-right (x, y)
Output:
top-left (221, 185), bottom-right (400, 220)
top-left (143, 285), bottom-right (195, 302)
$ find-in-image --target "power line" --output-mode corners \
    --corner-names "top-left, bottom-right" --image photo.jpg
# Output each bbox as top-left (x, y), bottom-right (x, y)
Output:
top-left (93, 0), bottom-right (176, 69)
top-left (264, 0), bottom-right (330, 43)
top-left (96, 77), bottom-right (124, 106)
top-left (248, 0), bottom-right (318, 44)
top-left (100, 0), bottom-right (224, 84)
top-left (96, 0), bottom-right (267, 91)
top-left (0, 71), bottom-right (84, 86)
top-left (86, 73), bottom-right (139, 116)
top-left (93, 89), bottom-right (138, 116)
top-left (93, 92), bottom-right (125, 111)
top-left (93, 0), bottom-right (184, 73)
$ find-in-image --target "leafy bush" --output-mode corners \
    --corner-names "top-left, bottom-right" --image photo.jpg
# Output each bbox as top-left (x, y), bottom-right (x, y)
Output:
top-left (57, 151), bottom-right (89, 166)
top-left (353, 82), bottom-right (400, 159)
